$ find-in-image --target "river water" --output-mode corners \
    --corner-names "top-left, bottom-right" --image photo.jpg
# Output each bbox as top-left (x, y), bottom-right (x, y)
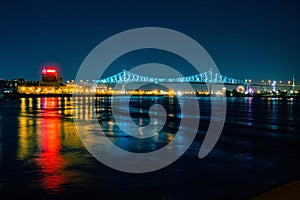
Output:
top-left (0, 96), bottom-right (299, 199)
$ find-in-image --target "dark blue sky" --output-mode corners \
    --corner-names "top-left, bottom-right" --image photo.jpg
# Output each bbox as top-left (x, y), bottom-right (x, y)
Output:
top-left (0, 0), bottom-right (299, 83)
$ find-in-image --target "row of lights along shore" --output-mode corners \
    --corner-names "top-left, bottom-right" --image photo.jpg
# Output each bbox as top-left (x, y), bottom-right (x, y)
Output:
top-left (1, 66), bottom-right (298, 97)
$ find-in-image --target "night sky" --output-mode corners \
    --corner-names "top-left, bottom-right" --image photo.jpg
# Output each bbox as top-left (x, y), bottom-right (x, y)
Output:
top-left (0, 0), bottom-right (299, 83)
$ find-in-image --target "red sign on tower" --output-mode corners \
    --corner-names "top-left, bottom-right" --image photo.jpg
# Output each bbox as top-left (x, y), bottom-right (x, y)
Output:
top-left (42, 67), bottom-right (59, 83)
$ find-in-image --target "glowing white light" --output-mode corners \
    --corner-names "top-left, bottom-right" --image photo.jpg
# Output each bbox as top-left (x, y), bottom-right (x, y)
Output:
top-left (176, 90), bottom-right (183, 97)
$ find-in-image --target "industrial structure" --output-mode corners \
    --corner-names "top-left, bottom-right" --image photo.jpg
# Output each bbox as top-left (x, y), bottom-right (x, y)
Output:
top-left (41, 67), bottom-right (63, 84)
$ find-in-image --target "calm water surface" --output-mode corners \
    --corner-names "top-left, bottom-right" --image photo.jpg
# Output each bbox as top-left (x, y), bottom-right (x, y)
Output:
top-left (0, 96), bottom-right (299, 199)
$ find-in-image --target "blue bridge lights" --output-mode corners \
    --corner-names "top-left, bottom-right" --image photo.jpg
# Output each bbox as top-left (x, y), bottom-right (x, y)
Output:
top-left (97, 69), bottom-right (245, 85)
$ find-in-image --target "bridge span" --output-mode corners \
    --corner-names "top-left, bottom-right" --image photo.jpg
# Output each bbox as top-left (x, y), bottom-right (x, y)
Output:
top-left (97, 69), bottom-right (245, 85)
top-left (94, 69), bottom-right (298, 95)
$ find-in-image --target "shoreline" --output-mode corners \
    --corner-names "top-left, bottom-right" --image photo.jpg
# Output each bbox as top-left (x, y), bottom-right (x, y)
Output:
top-left (1, 93), bottom-right (299, 99)
top-left (250, 179), bottom-right (300, 200)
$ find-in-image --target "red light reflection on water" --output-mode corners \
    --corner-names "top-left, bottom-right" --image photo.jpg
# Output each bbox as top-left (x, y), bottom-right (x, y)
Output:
top-left (36, 97), bottom-right (66, 194)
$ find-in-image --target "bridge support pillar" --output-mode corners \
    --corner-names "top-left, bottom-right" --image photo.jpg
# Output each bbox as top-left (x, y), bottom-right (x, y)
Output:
top-left (121, 83), bottom-right (126, 94)
top-left (208, 83), bottom-right (212, 95)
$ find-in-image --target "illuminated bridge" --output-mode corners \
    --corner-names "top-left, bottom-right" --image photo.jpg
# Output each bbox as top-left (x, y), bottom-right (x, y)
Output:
top-left (97, 69), bottom-right (245, 85)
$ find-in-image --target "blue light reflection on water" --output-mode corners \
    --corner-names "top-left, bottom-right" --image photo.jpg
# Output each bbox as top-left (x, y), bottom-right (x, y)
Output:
top-left (0, 96), bottom-right (299, 199)
top-left (216, 97), bottom-right (300, 189)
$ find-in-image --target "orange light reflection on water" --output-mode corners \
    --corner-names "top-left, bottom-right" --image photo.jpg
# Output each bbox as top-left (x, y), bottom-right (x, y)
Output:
top-left (36, 97), bottom-right (66, 194)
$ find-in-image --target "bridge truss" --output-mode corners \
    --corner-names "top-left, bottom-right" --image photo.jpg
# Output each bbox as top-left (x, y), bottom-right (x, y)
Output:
top-left (97, 69), bottom-right (245, 85)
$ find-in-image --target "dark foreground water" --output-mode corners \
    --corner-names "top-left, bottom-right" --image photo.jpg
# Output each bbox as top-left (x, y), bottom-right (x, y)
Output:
top-left (0, 96), bottom-right (299, 200)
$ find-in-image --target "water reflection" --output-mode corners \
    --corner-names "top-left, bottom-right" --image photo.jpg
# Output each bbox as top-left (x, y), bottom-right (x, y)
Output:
top-left (0, 111), bottom-right (2, 163)
top-left (17, 97), bottom-right (82, 194)
top-left (37, 98), bottom-right (66, 193)
top-left (1, 96), bottom-right (298, 199)
top-left (244, 97), bottom-right (254, 126)
top-left (93, 96), bottom-right (181, 153)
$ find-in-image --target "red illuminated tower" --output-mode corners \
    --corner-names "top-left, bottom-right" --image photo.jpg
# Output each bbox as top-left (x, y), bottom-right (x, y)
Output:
top-left (41, 67), bottom-right (62, 85)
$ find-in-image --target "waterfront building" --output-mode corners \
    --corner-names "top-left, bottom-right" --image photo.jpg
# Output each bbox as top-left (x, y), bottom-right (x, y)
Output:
top-left (41, 67), bottom-right (63, 86)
